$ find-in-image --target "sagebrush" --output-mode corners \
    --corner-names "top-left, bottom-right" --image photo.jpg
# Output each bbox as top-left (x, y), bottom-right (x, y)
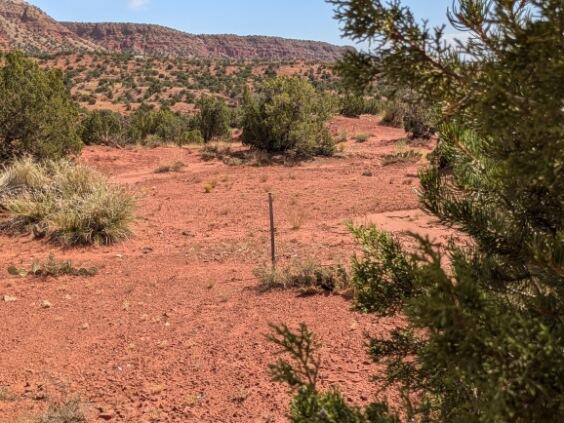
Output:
top-left (0, 158), bottom-right (134, 246)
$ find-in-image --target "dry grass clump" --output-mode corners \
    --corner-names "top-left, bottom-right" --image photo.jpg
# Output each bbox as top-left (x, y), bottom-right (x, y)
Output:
top-left (381, 150), bottom-right (422, 166)
top-left (154, 161), bottom-right (185, 173)
top-left (0, 158), bottom-right (134, 246)
top-left (353, 133), bottom-right (370, 143)
top-left (8, 255), bottom-right (97, 278)
top-left (255, 260), bottom-right (349, 295)
top-left (32, 398), bottom-right (87, 423)
top-left (200, 142), bottom-right (233, 162)
top-left (203, 180), bottom-right (218, 193)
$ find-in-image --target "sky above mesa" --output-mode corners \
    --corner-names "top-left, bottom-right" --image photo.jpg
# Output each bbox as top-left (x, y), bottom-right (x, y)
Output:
top-left (28, 0), bottom-right (454, 46)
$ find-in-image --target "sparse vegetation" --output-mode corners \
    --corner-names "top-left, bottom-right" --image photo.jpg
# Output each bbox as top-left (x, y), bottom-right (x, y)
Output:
top-left (381, 149), bottom-right (421, 166)
top-left (352, 133), bottom-right (369, 143)
top-left (255, 260), bottom-right (349, 295)
top-left (8, 255), bottom-right (97, 278)
top-left (33, 398), bottom-right (87, 423)
top-left (200, 142), bottom-right (233, 162)
top-left (203, 180), bottom-right (217, 193)
top-left (0, 158), bottom-right (134, 246)
top-left (154, 161), bottom-right (185, 173)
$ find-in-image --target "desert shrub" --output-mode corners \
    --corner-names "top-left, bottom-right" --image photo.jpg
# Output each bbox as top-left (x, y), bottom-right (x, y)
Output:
top-left (241, 78), bottom-right (336, 157)
top-left (81, 109), bottom-right (126, 146)
top-left (340, 94), bottom-right (381, 117)
top-left (381, 90), bottom-right (434, 139)
top-left (194, 96), bottom-right (231, 142)
top-left (127, 105), bottom-right (190, 144)
top-left (273, 0), bottom-right (564, 422)
top-left (180, 129), bottom-right (204, 145)
top-left (255, 261), bottom-right (349, 295)
top-left (0, 158), bottom-right (134, 246)
top-left (0, 52), bottom-right (82, 162)
top-left (229, 106), bottom-right (244, 129)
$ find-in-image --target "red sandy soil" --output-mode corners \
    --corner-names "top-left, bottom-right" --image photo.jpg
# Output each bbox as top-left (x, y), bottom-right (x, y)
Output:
top-left (0, 116), bottom-right (451, 422)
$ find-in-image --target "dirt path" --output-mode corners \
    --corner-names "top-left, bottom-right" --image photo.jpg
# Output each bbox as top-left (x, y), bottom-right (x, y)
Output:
top-left (0, 117), bottom-right (444, 422)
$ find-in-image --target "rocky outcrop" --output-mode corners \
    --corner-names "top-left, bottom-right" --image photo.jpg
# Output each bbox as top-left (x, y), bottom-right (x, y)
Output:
top-left (0, 0), bottom-right (353, 61)
top-left (0, 0), bottom-right (101, 53)
top-left (62, 22), bottom-right (353, 62)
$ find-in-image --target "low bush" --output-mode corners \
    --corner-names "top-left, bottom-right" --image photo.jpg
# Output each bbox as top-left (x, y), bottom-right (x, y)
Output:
top-left (340, 94), bottom-right (381, 117)
top-left (0, 158), bottom-right (134, 246)
top-left (194, 96), bottom-right (231, 142)
top-left (241, 78), bottom-right (336, 158)
top-left (81, 109), bottom-right (126, 146)
top-left (180, 129), bottom-right (204, 145)
top-left (127, 105), bottom-right (191, 145)
top-left (381, 90), bottom-right (434, 139)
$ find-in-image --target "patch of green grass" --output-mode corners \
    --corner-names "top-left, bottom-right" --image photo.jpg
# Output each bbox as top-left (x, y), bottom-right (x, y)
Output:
top-left (8, 255), bottom-right (97, 278)
top-left (254, 260), bottom-right (350, 295)
top-left (0, 158), bottom-right (134, 246)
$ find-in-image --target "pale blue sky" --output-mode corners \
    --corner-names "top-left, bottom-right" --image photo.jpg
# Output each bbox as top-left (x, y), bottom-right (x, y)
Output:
top-left (29, 0), bottom-right (453, 46)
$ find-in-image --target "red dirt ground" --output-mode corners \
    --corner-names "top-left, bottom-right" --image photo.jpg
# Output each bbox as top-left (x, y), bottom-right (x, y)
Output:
top-left (0, 116), bottom-right (450, 422)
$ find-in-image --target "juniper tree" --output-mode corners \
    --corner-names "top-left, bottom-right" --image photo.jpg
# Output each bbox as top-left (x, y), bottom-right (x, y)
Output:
top-left (241, 78), bottom-right (336, 157)
top-left (0, 52), bottom-right (82, 161)
top-left (270, 1), bottom-right (563, 421)
top-left (195, 96), bottom-right (231, 143)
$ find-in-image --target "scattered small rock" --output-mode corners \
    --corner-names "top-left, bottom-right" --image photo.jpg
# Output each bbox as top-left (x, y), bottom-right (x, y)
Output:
top-left (2, 295), bottom-right (17, 303)
top-left (40, 300), bottom-right (52, 309)
top-left (97, 406), bottom-right (116, 421)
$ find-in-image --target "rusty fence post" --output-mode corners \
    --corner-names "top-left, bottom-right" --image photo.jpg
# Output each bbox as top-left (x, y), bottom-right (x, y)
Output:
top-left (268, 193), bottom-right (276, 269)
